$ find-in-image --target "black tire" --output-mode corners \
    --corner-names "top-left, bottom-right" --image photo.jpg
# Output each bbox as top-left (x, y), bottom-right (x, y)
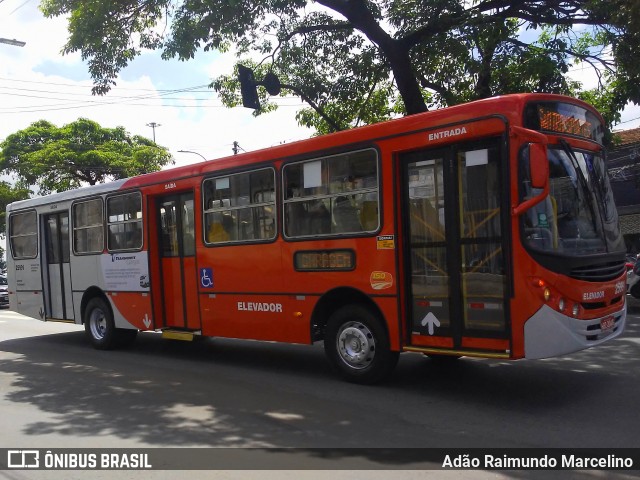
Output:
top-left (324, 304), bottom-right (399, 384)
top-left (630, 282), bottom-right (640, 299)
top-left (116, 328), bottom-right (138, 348)
top-left (84, 297), bottom-right (137, 350)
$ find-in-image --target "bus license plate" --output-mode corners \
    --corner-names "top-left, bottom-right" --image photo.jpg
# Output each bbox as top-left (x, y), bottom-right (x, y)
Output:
top-left (600, 316), bottom-right (615, 331)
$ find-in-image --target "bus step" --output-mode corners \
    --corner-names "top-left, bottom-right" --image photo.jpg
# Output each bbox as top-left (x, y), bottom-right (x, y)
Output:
top-left (403, 346), bottom-right (510, 359)
top-left (161, 330), bottom-right (196, 342)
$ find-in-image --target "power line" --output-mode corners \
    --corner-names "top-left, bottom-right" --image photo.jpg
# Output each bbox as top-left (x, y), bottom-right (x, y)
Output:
top-left (8, 0), bottom-right (32, 15)
top-left (0, 90), bottom-right (223, 109)
top-left (0, 78), bottom-right (303, 114)
top-left (0, 83), bottom-right (218, 114)
top-left (0, 76), bottom-right (301, 99)
top-left (0, 98), bottom-right (304, 114)
top-left (615, 116), bottom-right (640, 126)
top-left (0, 85), bottom-right (215, 98)
top-left (0, 76), bottom-right (213, 92)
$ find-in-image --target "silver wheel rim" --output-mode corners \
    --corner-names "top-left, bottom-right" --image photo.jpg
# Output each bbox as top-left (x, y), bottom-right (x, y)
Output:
top-left (89, 308), bottom-right (107, 340)
top-left (336, 321), bottom-right (375, 370)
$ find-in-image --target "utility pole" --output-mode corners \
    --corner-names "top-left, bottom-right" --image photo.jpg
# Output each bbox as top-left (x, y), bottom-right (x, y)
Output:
top-left (232, 141), bottom-right (243, 155)
top-left (146, 122), bottom-right (161, 142)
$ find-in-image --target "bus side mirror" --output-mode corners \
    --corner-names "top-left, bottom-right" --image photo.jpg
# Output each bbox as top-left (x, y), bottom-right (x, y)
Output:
top-left (513, 142), bottom-right (550, 216)
top-left (529, 143), bottom-right (548, 190)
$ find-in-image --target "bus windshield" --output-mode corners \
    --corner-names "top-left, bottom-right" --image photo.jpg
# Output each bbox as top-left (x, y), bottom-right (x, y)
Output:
top-left (521, 145), bottom-right (625, 257)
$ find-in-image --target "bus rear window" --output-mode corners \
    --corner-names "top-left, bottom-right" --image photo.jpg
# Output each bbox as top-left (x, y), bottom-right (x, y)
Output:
top-left (10, 210), bottom-right (38, 259)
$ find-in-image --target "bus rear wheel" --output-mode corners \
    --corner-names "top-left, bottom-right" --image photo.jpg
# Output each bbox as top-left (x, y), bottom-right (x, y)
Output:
top-left (84, 297), bottom-right (137, 350)
top-left (324, 305), bottom-right (399, 384)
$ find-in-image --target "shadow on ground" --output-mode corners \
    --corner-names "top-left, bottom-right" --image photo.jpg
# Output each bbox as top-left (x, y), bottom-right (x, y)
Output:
top-left (0, 300), bottom-right (639, 472)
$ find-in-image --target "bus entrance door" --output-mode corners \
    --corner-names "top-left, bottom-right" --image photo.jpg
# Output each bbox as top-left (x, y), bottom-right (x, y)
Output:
top-left (402, 139), bottom-right (510, 356)
top-left (156, 193), bottom-right (200, 330)
top-left (43, 212), bottom-right (74, 320)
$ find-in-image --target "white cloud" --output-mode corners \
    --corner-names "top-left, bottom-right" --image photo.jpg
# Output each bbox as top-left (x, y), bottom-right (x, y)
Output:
top-left (0, 1), bottom-right (311, 171)
top-left (614, 102), bottom-right (640, 131)
top-left (567, 57), bottom-right (640, 131)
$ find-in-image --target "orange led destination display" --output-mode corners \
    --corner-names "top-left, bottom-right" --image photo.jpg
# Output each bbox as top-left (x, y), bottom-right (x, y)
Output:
top-left (294, 250), bottom-right (355, 271)
top-left (538, 106), bottom-right (594, 138)
top-left (525, 102), bottom-right (604, 143)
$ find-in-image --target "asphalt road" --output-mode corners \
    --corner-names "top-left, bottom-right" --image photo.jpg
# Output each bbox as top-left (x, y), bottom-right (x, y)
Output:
top-left (1, 301), bottom-right (640, 479)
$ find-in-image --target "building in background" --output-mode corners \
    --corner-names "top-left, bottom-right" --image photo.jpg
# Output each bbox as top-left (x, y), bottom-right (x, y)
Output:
top-left (608, 127), bottom-right (640, 254)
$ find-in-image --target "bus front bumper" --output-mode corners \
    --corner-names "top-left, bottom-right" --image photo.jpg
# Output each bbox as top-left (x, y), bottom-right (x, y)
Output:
top-left (524, 303), bottom-right (626, 359)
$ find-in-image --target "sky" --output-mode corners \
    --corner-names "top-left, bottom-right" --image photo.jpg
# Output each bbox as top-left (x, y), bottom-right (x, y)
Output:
top-left (0, 0), bottom-right (313, 170)
top-left (1, 0), bottom-right (640, 174)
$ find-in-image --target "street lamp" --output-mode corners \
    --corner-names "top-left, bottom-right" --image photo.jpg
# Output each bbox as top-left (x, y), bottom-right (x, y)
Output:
top-left (178, 150), bottom-right (207, 161)
top-left (0, 38), bottom-right (26, 47)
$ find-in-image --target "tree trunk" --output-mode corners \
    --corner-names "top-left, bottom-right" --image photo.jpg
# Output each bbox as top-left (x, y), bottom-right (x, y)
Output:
top-left (318, 0), bottom-right (428, 115)
top-left (386, 44), bottom-right (429, 114)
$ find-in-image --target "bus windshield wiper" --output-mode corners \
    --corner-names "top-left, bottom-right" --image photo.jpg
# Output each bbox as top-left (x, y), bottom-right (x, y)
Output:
top-left (558, 139), bottom-right (603, 239)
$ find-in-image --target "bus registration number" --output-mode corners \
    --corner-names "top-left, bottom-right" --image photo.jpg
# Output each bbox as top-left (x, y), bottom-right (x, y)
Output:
top-left (600, 316), bottom-right (615, 332)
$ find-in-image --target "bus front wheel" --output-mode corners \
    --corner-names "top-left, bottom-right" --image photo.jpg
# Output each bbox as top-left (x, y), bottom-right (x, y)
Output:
top-left (324, 305), bottom-right (399, 384)
top-left (84, 297), bottom-right (136, 349)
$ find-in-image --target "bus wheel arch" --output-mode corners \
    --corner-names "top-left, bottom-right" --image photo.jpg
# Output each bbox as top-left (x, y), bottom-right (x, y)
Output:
top-left (312, 288), bottom-right (399, 384)
top-left (311, 287), bottom-right (385, 343)
top-left (81, 288), bottom-right (137, 349)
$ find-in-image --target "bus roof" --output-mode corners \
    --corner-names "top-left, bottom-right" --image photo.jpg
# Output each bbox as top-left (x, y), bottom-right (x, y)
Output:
top-left (7, 93), bottom-right (601, 211)
top-left (120, 93), bottom-right (602, 190)
top-left (7, 179), bottom-right (129, 212)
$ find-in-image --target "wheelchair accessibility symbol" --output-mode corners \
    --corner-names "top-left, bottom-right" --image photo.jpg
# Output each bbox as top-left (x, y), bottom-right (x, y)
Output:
top-left (200, 268), bottom-right (214, 288)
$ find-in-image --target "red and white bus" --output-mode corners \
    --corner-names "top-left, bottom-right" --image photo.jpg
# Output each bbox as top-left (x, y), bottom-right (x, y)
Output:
top-left (6, 93), bottom-right (628, 383)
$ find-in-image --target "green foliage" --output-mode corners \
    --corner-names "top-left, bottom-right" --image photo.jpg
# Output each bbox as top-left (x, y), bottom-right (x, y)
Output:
top-left (0, 118), bottom-right (173, 195)
top-left (40, 0), bottom-right (640, 132)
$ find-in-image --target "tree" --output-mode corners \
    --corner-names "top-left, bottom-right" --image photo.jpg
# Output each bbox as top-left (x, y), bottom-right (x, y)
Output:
top-left (0, 118), bottom-right (173, 195)
top-left (40, 0), bottom-right (640, 132)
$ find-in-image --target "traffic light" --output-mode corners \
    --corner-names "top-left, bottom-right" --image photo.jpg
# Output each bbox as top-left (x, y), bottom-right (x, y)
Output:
top-left (237, 66), bottom-right (282, 110)
top-left (263, 72), bottom-right (281, 96)
top-left (238, 65), bottom-right (260, 110)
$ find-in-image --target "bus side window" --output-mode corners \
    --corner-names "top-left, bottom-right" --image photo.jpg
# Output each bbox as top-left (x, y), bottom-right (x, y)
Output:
top-left (360, 200), bottom-right (378, 231)
top-left (10, 211), bottom-right (38, 259)
top-left (107, 192), bottom-right (142, 252)
top-left (109, 230), bottom-right (120, 250)
top-left (207, 213), bottom-right (230, 243)
top-left (333, 196), bottom-right (362, 233)
top-left (222, 214), bottom-right (236, 240)
top-left (286, 201), bottom-right (308, 237)
top-left (127, 225), bottom-right (143, 249)
top-left (309, 200), bottom-right (331, 234)
top-left (283, 149), bottom-right (379, 238)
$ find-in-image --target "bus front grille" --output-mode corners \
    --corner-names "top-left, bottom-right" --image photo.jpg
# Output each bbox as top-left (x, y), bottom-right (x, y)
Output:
top-left (569, 261), bottom-right (626, 282)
